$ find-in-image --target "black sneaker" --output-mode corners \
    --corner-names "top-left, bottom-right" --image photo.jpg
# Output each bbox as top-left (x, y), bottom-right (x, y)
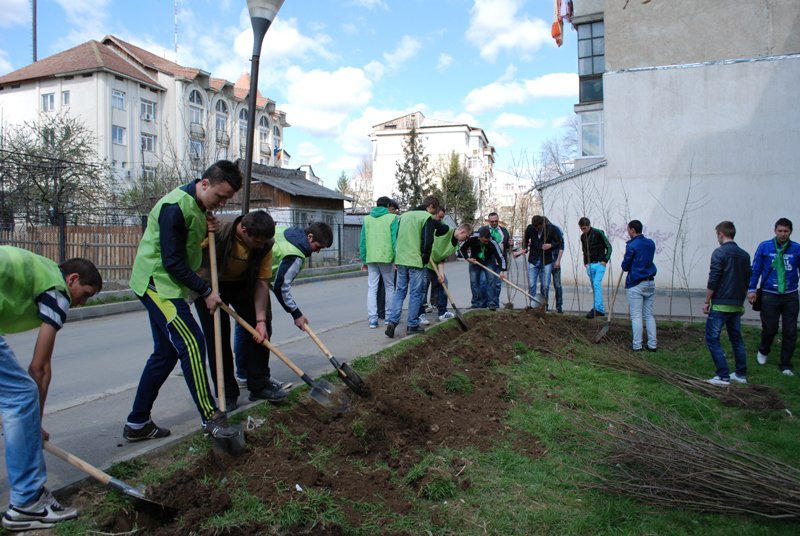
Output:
top-left (407, 325), bottom-right (425, 334)
top-left (596, 311), bottom-right (606, 317)
top-left (249, 385), bottom-right (288, 402)
top-left (203, 411), bottom-right (239, 439)
top-left (269, 377), bottom-right (294, 391)
top-left (586, 308), bottom-right (596, 319)
top-left (225, 397), bottom-right (239, 411)
top-left (3, 488), bottom-right (78, 531)
top-left (122, 421), bottom-right (171, 442)
top-left (385, 322), bottom-right (396, 338)
top-left (646, 347), bottom-right (657, 353)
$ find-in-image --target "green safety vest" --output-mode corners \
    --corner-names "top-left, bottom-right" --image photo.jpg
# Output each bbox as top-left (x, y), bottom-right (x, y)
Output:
top-left (394, 210), bottom-right (431, 268)
top-left (426, 227), bottom-right (455, 270)
top-left (0, 246), bottom-right (69, 335)
top-left (269, 227), bottom-right (307, 286)
top-left (363, 212), bottom-right (397, 264)
top-left (130, 186), bottom-right (207, 298)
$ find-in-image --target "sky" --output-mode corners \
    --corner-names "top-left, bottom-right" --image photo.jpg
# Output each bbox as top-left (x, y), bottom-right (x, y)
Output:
top-left (0, 0), bottom-right (579, 190)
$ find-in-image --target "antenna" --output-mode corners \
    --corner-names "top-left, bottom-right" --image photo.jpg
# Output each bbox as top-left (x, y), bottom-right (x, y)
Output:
top-left (32, 0), bottom-right (37, 62)
top-left (173, 0), bottom-right (179, 61)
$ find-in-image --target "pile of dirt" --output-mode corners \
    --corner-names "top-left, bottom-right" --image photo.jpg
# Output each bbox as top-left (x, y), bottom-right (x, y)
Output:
top-left (92, 310), bottom-right (572, 534)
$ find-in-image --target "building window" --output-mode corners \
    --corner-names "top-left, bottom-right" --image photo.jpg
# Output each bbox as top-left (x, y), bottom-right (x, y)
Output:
top-left (579, 110), bottom-right (603, 157)
top-left (189, 138), bottom-right (203, 159)
top-left (578, 21), bottom-right (604, 103)
top-left (41, 93), bottom-right (55, 112)
top-left (141, 99), bottom-right (156, 121)
top-left (42, 128), bottom-right (55, 146)
top-left (189, 89), bottom-right (204, 124)
top-left (143, 165), bottom-right (157, 180)
top-left (239, 108), bottom-right (249, 145)
top-left (61, 91), bottom-right (70, 107)
top-left (112, 90), bottom-right (126, 110)
top-left (215, 100), bottom-right (228, 131)
top-left (141, 133), bottom-right (156, 152)
top-left (112, 125), bottom-right (126, 145)
top-left (272, 125), bottom-right (281, 151)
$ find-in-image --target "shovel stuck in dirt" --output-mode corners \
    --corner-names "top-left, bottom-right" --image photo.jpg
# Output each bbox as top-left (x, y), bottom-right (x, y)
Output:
top-left (302, 325), bottom-right (371, 397)
top-left (594, 271), bottom-right (625, 343)
top-left (43, 441), bottom-right (177, 519)
top-left (219, 303), bottom-right (351, 414)
top-left (431, 261), bottom-right (469, 331)
top-left (473, 260), bottom-right (546, 310)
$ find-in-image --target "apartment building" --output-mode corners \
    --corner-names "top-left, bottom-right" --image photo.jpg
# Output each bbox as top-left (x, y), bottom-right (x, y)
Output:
top-left (369, 111), bottom-right (495, 215)
top-left (0, 35), bottom-right (289, 189)
top-left (539, 0), bottom-right (800, 289)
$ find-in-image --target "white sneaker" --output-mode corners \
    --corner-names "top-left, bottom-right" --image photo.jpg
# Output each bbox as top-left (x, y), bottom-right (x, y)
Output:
top-left (706, 376), bottom-right (731, 386)
top-left (756, 352), bottom-right (767, 365)
top-left (438, 311), bottom-right (455, 321)
top-left (729, 372), bottom-right (747, 384)
top-left (418, 315), bottom-right (431, 325)
top-left (3, 488), bottom-right (78, 531)
top-left (782, 369), bottom-right (795, 377)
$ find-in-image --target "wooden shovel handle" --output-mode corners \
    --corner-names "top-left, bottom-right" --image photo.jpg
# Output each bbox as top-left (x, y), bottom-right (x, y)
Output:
top-left (218, 303), bottom-right (305, 379)
top-left (473, 260), bottom-right (536, 301)
top-left (208, 231), bottom-right (226, 412)
top-left (44, 441), bottom-right (111, 485)
top-left (431, 261), bottom-right (458, 306)
top-left (303, 325), bottom-right (333, 358)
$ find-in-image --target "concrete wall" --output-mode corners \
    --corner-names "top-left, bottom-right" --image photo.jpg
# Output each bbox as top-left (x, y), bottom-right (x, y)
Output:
top-left (606, 0), bottom-right (800, 70)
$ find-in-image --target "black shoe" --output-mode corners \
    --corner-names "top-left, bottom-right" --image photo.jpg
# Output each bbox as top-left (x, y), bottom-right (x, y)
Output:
top-left (270, 377), bottom-right (294, 391)
top-left (123, 421), bottom-right (171, 442)
top-left (596, 311), bottom-right (606, 317)
top-left (202, 411), bottom-right (238, 439)
top-left (385, 322), bottom-right (396, 338)
top-left (586, 309), bottom-right (596, 319)
top-left (488, 306), bottom-right (497, 311)
top-left (557, 309), bottom-right (563, 314)
top-left (632, 348), bottom-right (643, 352)
top-left (407, 325), bottom-right (425, 334)
top-left (647, 347), bottom-right (657, 353)
top-left (249, 385), bottom-right (288, 402)
top-left (225, 397), bottom-right (238, 411)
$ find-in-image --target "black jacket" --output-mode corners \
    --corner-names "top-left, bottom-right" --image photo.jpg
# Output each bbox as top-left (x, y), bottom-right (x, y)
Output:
top-left (707, 241), bottom-right (751, 306)
top-left (479, 224), bottom-right (511, 257)
top-left (459, 233), bottom-right (507, 271)
top-left (523, 224), bottom-right (562, 265)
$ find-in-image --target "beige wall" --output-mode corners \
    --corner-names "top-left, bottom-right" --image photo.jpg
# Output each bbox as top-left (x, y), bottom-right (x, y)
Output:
top-left (605, 0), bottom-right (800, 70)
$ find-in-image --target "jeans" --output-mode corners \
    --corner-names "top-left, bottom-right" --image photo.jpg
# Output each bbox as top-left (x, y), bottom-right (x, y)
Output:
top-left (586, 263), bottom-right (606, 313)
top-left (367, 263), bottom-right (396, 324)
top-left (552, 266), bottom-right (563, 311)
top-left (387, 265), bottom-right (427, 328)
top-left (705, 310), bottom-right (747, 380)
top-left (528, 262), bottom-right (553, 308)
top-left (233, 323), bottom-right (246, 378)
top-left (0, 336), bottom-right (47, 507)
top-left (468, 263), bottom-right (487, 308)
top-left (627, 280), bottom-right (657, 350)
top-left (758, 291), bottom-right (799, 371)
top-left (431, 273), bottom-right (448, 316)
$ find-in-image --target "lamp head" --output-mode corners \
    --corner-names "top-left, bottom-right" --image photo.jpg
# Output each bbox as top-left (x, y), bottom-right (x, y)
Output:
top-left (247, 0), bottom-right (285, 22)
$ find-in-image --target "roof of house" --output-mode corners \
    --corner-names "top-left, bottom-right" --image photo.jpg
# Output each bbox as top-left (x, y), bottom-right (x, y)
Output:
top-left (533, 160), bottom-right (608, 192)
top-left (0, 40), bottom-right (163, 89)
top-left (102, 35), bottom-right (202, 81)
top-left (246, 161), bottom-right (351, 201)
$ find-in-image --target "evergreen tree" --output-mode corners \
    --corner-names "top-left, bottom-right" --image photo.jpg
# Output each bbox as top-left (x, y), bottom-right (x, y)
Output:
top-left (335, 171), bottom-right (352, 195)
top-left (434, 152), bottom-right (477, 225)
top-left (394, 125), bottom-right (431, 209)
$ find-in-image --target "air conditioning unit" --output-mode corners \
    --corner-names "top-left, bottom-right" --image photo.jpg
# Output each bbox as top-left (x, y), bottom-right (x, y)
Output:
top-left (142, 113), bottom-right (152, 121)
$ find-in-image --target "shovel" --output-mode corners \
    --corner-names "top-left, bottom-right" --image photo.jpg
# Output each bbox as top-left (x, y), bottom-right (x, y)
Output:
top-left (43, 441), bottom-right (177, 519)
top-left (431, 261), bottom-right (468, 331)
top-left (473, 260), bottom-right (546, 309)
top-left (594, 270), bottom-right (625, 343)
top-left (208, 231), bottom-right (246, 457)
top-left (302, 324), bottom-right (371, 397)
top-left (219, 303), bottom-right (350, 414)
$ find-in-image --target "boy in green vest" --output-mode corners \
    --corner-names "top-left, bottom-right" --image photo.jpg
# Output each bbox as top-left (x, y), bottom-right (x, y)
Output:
top-left (360, 196), bottom-right (399, 328)
top-left (0, 247), bottom-right (101, 531)
top-left (124, 160), bottom-right (241, 442)
top-left (427, 222), bottom-right (473, 321)
top-left (385, 196), bottom-right (448, 338)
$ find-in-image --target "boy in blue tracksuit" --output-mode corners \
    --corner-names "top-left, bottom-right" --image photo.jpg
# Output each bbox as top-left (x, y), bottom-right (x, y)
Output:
top-left (748, 217), bottom-right (800, 375)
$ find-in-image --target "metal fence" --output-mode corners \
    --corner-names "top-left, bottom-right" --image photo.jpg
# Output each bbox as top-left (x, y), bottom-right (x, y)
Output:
top-left (0, 215), bottom-right (363, 290)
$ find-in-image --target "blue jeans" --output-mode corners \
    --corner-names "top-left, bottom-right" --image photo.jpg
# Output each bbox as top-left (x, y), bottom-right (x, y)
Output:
top-left (528, 262), bottom-right (553, 307)
top-left (705, 310), bottom-right (747, 380)
top-left (551, 266), bottom-right (563, 311)
top-left (627, 280), bottom-right (657, 350)
top-left (0, 336), bottom-right (47, 506)
top-left (387, 265), bottom-right (427, 328)
top-left (469, 263), bottom-right (487, 308)
top-left (431, 274), bottom-right (449, 316)
top-left (234, 323), bottom-right (246, 379)
top-left (586, 263), bottom-right (606, 313)
top-left (367, 263), bottom-right (396, 324)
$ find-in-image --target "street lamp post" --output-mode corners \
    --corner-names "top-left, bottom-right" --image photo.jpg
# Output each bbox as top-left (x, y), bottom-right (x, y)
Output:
top-left (242, 0), bottom-right (285, 215)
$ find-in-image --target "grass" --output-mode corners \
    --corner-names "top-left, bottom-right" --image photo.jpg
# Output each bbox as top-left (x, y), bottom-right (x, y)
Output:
top-left (42, 322), bottom-right (800, 536)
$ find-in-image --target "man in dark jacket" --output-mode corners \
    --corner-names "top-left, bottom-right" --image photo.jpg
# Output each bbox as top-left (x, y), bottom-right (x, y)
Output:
top-left (516, 215), bottom-right (562, 309)
top-left (479, 212), bottom-right (511, 308)
top-left (621, 220), bottom-right (657, 352)
top-left (579, 217), bottom-right (612, 318)
top-left (460, 228), bottom-right (507, 309)
top-left (747, 217), bottom-right (800, 376)
top-left (195, 210), bottom-right (288, 407)
top-left (704, 221), bottom-right (752, 386)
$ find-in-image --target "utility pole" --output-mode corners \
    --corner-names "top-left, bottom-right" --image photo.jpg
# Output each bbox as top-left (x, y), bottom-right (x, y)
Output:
top-left (32, 0), bottom-right (37, 62)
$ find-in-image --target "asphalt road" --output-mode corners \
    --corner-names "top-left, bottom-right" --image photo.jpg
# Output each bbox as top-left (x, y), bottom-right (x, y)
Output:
top-left (0, 257), bottom-right (755, 506)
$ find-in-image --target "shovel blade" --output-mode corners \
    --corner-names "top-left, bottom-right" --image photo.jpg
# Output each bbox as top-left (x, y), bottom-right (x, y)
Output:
top-left (309, 382), bottom-right (350, 414)
top-left (339, 363), bottom-right (371, 397)
top-left (594, 322), bottom-right (611, 343)
top-left (210, 423), bottom-right (247, 458)
top-left (108, 478), bottom-right (177, 519)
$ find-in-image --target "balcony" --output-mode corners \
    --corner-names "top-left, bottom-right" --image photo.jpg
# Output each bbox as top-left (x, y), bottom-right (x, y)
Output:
top-left (216, 131), bottom-right (230, 146)
top-left (189, 122), bottom-right (205, 139)
top-left (260, 142), bottom-right (271, 155)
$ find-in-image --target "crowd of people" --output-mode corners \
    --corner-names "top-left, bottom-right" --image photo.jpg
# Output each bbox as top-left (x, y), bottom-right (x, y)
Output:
top-left (1, 158), bottom-right (797, 529)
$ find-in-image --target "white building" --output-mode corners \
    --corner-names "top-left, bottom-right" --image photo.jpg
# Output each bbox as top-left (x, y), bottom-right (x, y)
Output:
top-left (369, 111), bottom-right (495, 214)
top-left (540, 0), bottom-right (800, 291)
top-left (0, 35), bottom-right (290, 189)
